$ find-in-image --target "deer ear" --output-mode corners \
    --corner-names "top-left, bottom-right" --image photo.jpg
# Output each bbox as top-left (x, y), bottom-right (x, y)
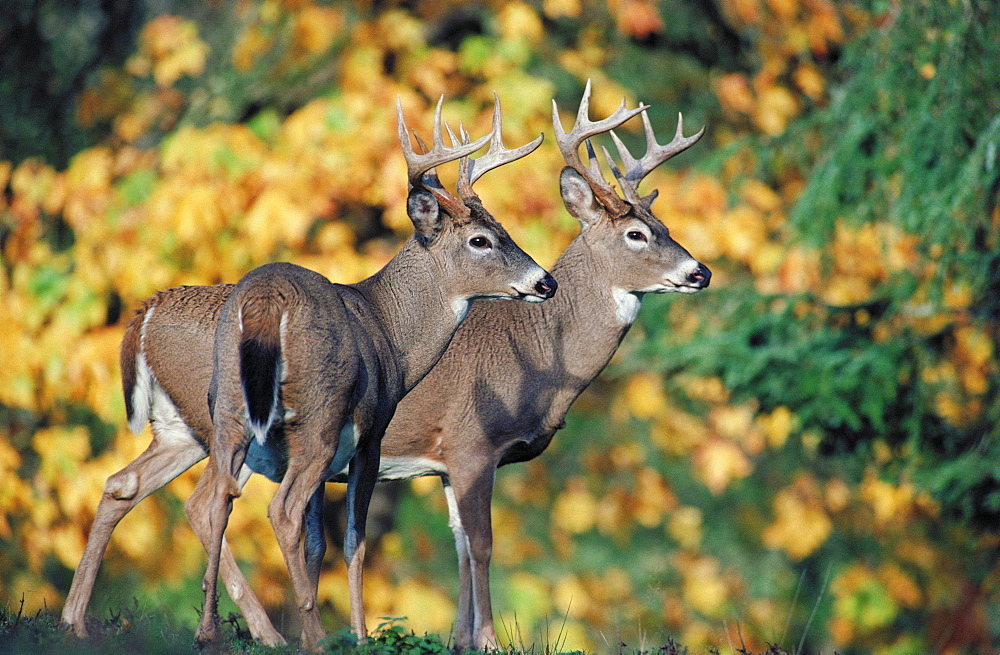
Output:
top-left (407, 189), bottom-right (444, 243)
top-left (559, 167), bottom-right (604, 229)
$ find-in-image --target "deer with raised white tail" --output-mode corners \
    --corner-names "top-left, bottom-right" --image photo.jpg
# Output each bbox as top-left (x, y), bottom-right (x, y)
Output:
top-left (366, 80), bottom-right (710, 650)
top-left (60, 95), bottom-right (555, 650)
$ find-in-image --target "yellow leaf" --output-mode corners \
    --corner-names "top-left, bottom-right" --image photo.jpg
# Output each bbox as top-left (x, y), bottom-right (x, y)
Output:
top-left (232, 25), bottom-right (272, 72)
top-left (293, 6), bottom-right (344, 56)
top-left (135, 16), bottom-right (209, 88)
top-left (632, 467), bottom-right (678, 527)
top-left (667, 505), bottom-right (703, 550)
top-left (793, 63), bottom-right (825, 99)
top-left (390, 578), bottom-right (456, 635)
top-left (879, 563), bottom-right (922, 608)
top-left (776, 245), bottom-right (821, 294)
top-left (726, 0), bottom-right (763, 25)
top-left (622, 371), bottom-right (667, 420)
top-left (675, 553), bottom-right (728, 616)
top-left (693, 438), bottom-right (752, 494)
top-left (741, 179), bottom-right (783, 213)
top-left (756, 405), bottom-right (794, 448)
top-left (762, 481), bottom-right (832, 559)
top-left (543, 0), bottom-right (581, 19)
top-left (752, 85), bottom-right (799, 136)
top-left (498, 2), bottom-right (544, 43)
top-left (552, 479), bottom-right (597, 534)
top-left (552, 574), bottom-right (591, 618)
top-left (766, 0), bottom-right (798, 20)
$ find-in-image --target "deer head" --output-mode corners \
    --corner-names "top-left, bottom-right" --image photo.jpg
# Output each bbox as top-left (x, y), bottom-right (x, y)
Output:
top-left (552, 80), bottom-right (710, 321)
top-left (398, 94), bottom-right (556, 309)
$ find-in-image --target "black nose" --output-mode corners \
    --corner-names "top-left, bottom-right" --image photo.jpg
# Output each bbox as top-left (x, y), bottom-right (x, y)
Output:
top-left (535, 273), bottom-right (558, 298)
top-left (687, 264), bottom-right (711, 287)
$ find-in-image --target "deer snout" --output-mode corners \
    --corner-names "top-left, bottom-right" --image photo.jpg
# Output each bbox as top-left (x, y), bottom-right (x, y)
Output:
top-left (535, 273), bottom-right (558, 299)
top-left (687, 263), bottom-right (711, 288)
top-left (513, 270), bottom-right (557, 303)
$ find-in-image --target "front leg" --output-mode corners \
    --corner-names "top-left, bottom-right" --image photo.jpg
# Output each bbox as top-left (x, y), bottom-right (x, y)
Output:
top-left (442, 477), bottom-right (475, 650)
top-left (447, 461), bottom-right (500, 651)
top-left (344, 434), bottom-right (383, 640)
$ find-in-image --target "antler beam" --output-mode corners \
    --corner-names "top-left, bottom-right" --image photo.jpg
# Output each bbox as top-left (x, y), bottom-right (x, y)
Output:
top-left (458, 92), bottom-right (544, 196)
top-left (552, 79), bottom-right (648, 214)
top-left (397, 96), bottom-right (491, 192)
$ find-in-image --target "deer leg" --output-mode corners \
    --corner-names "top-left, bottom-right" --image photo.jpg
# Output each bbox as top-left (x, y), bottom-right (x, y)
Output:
top-left (299, 483), bottom-right (327, 644)
top-left (61, 435), bottom-right (206, 637)
top-left (186, 463), bottom-right (286, 645)
top-left (441, 477), bottom-right (475, 651)
top-left (344, 436), bottom-right (382, 641)
top-left (448, 462), bottom-right (499, 651)
top-left (204, 465), bottom-right (288, 646)
top-left (304, 483), bottom-right (327, 589)
top-left (268, 449), bottom-right (335, 650)
top-left (191, 434), bottom-right (247, 647)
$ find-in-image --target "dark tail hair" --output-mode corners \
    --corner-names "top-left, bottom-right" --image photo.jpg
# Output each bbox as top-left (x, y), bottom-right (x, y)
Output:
top-left (239, 295), bottom-right (284, 443)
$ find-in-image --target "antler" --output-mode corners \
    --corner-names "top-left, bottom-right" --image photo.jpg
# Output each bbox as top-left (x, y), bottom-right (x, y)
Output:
top-left (552, 79), bottom-right (648, 215)
top-left (397, 96), bottom-right (492, 216)
top-left (606, 110), bottom-right (705, 205)
top-left (398, 94), bottom-right (542, 215)
top-left (454, 92), bottom-right (544, 200)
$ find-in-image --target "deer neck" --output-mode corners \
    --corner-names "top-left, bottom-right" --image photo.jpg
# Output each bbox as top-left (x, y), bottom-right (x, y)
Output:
top-left (352, 236), bottom-right (464, 392)
top-left (533, 234), bottom-right (638, 386)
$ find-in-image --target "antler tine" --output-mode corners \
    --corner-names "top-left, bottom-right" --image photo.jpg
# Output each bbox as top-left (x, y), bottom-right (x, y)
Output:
top-left (463, 92), bottom-right (544, 189)
top-left (552, 79), bottom-right (649, 213)
top-left (608, 110), bottom-right (706, 204)
top-left (397, 95), bottom-right (492, 191)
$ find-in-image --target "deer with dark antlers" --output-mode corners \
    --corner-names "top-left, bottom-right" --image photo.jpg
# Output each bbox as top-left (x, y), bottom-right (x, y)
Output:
top-left (60, 95), bottom-right (555, 650)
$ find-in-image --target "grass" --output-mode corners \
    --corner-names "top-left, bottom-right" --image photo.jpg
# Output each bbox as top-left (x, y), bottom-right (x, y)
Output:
top-left (0, 598), bottom-right (791, 654)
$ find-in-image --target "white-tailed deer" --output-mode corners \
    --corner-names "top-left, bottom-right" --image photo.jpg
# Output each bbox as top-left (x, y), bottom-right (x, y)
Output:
top-left (59, 95), bottom-right (555, 649)
top-left (365, 81), bottom-right (710, 649)
top-left (61, 82), bottom-right (708, 652)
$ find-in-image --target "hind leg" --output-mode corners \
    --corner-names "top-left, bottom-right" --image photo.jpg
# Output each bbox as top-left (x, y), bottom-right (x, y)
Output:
top-left (268, 444), bottom-right (336, 650)
top-left (191, 419), bottom-right (250, 647)
top-left (61, 435), bottom-right (205, 637)
top-left (185, 463), bottom-right (288, 646)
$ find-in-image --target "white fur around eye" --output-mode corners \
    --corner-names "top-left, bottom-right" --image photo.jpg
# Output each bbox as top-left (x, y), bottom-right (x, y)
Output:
top-left (623, 225), bottom-right (651, 249)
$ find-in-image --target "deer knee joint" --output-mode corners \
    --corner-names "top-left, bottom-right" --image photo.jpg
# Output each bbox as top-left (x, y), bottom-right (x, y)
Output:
top-left (223, 474), bottom-right (242, 500)
top-left (105, 471), bottom-right (139, 500)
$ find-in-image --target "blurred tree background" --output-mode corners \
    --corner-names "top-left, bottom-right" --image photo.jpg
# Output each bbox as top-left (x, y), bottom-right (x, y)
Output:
top-left (1, 0), bottom-right (997, 652)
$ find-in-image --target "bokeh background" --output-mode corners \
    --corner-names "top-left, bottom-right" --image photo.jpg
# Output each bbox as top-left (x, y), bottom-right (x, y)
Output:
top-left (1, 0), bottom-right (998, 652)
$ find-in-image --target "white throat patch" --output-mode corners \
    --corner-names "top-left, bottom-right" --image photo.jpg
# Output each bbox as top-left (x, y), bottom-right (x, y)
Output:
top-left (451, 297), bottom-right (471, 324)
top-left (612, 288), bottom-right (642, 325)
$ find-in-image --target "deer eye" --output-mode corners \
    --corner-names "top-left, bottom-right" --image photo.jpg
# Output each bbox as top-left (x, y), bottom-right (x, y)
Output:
top-left (469, 236), bottom-right (492, 249)
top-left (626, 230), bottom-right (647, 242)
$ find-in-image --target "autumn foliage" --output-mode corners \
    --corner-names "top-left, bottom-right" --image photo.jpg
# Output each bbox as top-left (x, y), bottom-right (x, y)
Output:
top-left (1, 0), bottom-right (998, 653)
